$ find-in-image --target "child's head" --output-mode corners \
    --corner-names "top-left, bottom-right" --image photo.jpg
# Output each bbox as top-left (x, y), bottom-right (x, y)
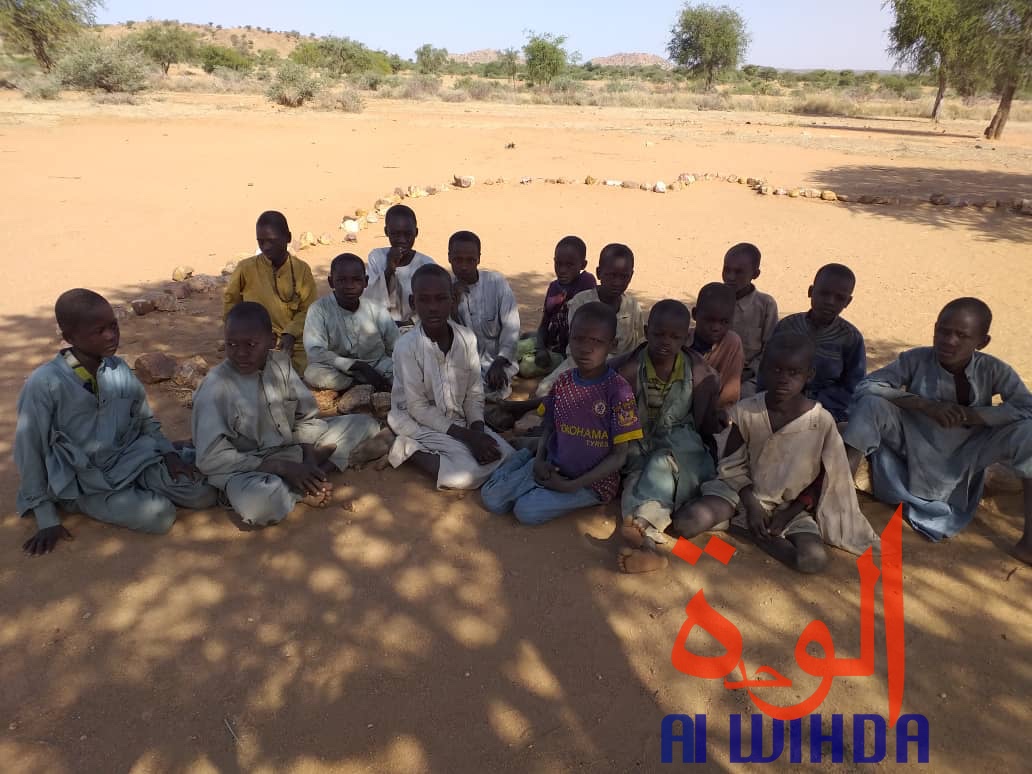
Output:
top-left (569, 301), bottom-right (618, 376)
top-left (597, 243), bottom-right (634, 300)
top-left (447, 230), bottom-right (482, 285)
top-left (329, 253), bottom-right (367, 307)
top-left (554, 235), bottom-right (588, 285)
top-left (256, 210), bottom-right (291, 265)
top-left (384, 204), bottom-right (418, 253)
top-left (55, 289), bottom-right (119, 359)
top-left (760, 333), bottom-right (816, 404)
top-left (722, 242), bottom-right (761, 293)
top-left (807, 263), bottom-right (855, 326)
top-left (692, 282), bottom-right (736, 347)
top-left (225, 302), bottom-right (276, 375)
top-left (410, 263), bottom-right (454, 335)
top-left (934, 297), bottom-right (992, 371)
top-left (646, 300), bottom-right (692, 363)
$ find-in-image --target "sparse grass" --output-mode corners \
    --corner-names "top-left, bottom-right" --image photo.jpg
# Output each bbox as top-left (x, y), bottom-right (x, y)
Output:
top-left (317, 87), bottom-right (364, 113)
top-left (92, 92), bottom-right (141, 105)
top-left (18, 76), bottom-right (62, 100)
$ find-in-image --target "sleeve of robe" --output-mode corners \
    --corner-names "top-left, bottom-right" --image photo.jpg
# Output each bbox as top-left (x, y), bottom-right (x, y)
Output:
top-left (461, 331), bottom-right (487, 426)
top-left (304, 301), bottom-right (357, 375)
top-left (131, 373), bottom-right (175, 455)
top-left (284, 261), bottom-right (317, 340)
top-left (14, 375), bottom-right (63, 529)
top-left (816, 332), bottom-right (866, 419)
top-left (498, 277), bottom-right (521, 364)
top-left (380, 307), bottom-right (400, 356)
top-left (223, 264), bottom-right (245, 321)
top-left (192, 378), bottom-right (266, 477)
top-left (976, 358), bottom-right (1032, 426)
top-left (393, 339), bottom-right (458, 434)
top-left (718, 333), bottom-right (745, 408)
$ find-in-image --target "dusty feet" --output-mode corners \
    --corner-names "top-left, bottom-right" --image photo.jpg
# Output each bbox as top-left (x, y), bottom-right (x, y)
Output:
top-left (620, 517), bottom-right (649, 549)
top-left (350, 428), bottom-right (396, 466)
top-left (618, 546), bottom-right (668, 574)
top-left (301, 482), bottom-right (334, 508)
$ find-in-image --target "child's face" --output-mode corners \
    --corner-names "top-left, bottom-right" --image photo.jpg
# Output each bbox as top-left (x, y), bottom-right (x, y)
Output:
top-left (722, 253), bottom-right (759, 292)
top-left (448, 240), bottom-right (481, 285)
top-left (257, 224), bottom-right (290, 265)
top-left (225, 320), bottom-right (275, 375)
top-left (384, 215), bottom-right (418, 254)
top-left (933, 308), bottom-right (989, 371)
top-left (646, 312), bottom-right (690, 363)
top-left (760, 349), bottom-right (813, 404)
top-left (64, 303), bottom-right (120, 359)
top-left (553, 245), bottom-right (586, 286)
top-left (410, 275), bottom-right (453, 335)
top-left (597, 255), bottom-right (633, 296)
top-left (692, 301), bottom-right (733, 346)
top-left (807, 274), bottom-right (854, 326)
top-left (330, 263), bottom-right (368, 306)
top-left (568, 316), bottom-right (614, 374)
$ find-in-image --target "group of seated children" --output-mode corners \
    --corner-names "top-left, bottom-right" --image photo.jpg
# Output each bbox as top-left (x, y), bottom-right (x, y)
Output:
top-left (16, 207), bottom-right (1032, 574)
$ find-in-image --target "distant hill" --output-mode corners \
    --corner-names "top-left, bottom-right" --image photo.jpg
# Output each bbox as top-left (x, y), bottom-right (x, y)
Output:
top-left (449, 49), bottom-right (512, 65)
top-left (100, 21), bottom-right (307, 58)
top-left (589, 53), bottom-right (672, 69)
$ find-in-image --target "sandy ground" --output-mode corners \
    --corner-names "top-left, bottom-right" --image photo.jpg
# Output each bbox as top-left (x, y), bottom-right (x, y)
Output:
top-left (1, 91), bottom-right (1030, 773)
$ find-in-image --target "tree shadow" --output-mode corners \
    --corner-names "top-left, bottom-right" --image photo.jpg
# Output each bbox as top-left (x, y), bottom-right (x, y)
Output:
top-left (798, 120), bottom-right (982, 142)
top-left (809, 165), bottom-right (1032, 245)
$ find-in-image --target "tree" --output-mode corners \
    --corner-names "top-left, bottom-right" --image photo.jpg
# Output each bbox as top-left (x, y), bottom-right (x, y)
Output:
top-left (0, 0), bottom-right (102, 71)
top-left (500, 47), bottom-right (520, 90)
top-left (198, 44), bottom-right (251, 74)
top-left (132, 22), bottom-right (197, 75)
top-left (975, 0), bottom-right (1032, 138)
top-left (667, 3), bottom-right (749, 88)
top-left (887, 0), bottom-right (968, 120)
top-left (523, 32), bottom-right (567, 86)
top-left (415, 43), bottom-right (448, 74)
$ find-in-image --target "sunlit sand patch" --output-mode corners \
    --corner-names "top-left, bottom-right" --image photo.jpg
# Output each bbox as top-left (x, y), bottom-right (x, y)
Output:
top-left (505, 640), bottom-right (563, 700)
top-left (332, 528), bottom-right (398, 569)
top-left (307, 563), bottom-right (351, 597)
top-left (487, 698), bottom-right (533, 745)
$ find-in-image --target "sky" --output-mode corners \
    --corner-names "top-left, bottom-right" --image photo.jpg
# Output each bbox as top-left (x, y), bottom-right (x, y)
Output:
top-left (96, 1), bottom-right (899, 71)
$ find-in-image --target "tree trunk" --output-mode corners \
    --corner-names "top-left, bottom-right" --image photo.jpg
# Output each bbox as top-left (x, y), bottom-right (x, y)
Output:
top-left (931, 65), bottom-right (946, 122)
top-left (30, 30), bottom-right (54, 72)
top-left (984, 80), bottom-right (1016, 139)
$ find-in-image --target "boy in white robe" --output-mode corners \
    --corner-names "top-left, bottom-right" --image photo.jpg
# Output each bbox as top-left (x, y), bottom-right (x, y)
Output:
top-left (15, 289), bottom-right (216, 555)
top-left (387, 264), bottom-right (514, 489)
top-left (365, 205), bottom-right (436, 328)
top-left (303, 253), bottom-right (399, 392)
top-left (448, 230), bottom-right (521, 400)
top-left (194, 302), bottom-right (386, 526)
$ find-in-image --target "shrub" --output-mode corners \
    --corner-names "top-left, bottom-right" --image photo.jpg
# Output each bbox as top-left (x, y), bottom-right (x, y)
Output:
top-left (198, 45), bottom-right (251, 74)
top-left (440, 88), bottom-right (468, 102)
top-left (694, 92), bottom-right (732, 111)
top-left (266, 61), bottom-right (320, 106)
top-left (56, 38), bottom-right (149, 93)
top-left (19, 75), bottom-right (61, 100)
top-left (605, 80), bottom-right (632, 93)
top-left (791, 95), bottom-right (855, 117)
top-left (549, 75), bottom-right (582, 94)
top-left (92, 92), bottom-right (139, 105)
top-left (349, 70), bottom-right (386, 90)
top-left (400, 73), bottom-right (440, 99)
top-left (319, 86), bottom-right (364, 112)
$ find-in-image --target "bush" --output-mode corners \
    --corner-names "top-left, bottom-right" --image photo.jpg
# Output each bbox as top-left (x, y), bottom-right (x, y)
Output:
top-left (549, 75), bottom-right (583, 94)
top-left (56, 38), bottom-right (149, 93)
top-left (440, 88), bottom-right (468, 102)
top-left (400, 73), bottom-right (440, 99)
top-left (319, 87), bottom-right (364, 112)
top-left (266, 61), bottom-right (320, 106)
top-left (92, 92), bottom-right (139, 105)
top-left (791, 95), bottom-right (855, 117)
top-left (19, 75), bottom-right (61, 100)
top-left (198, 45), bottom-right (251, 74)
top-left (349, 70), bottom-right (386, 90)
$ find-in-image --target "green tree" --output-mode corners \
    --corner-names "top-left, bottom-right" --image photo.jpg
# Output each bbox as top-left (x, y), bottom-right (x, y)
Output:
top-left (131, 21), bottom-right (197, 75)
top-left (500, 46), bottom-right (520, 90)
top-left (415, 43), bottom-right (448, 74)
top-left (198, 44), bottom-right (251, 73)
top-left (523, 32), bottom-right (567, 86)
top-left (667, 3), bottom-right (749, 88)
top-left (975, 0), bottom-right (1032, 138)
top-left (0, 0), bottom-right (102, 71)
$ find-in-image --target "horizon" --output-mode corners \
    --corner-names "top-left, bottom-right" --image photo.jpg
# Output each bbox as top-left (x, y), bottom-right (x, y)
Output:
top-left (95, 1), bottom-right (900, 72)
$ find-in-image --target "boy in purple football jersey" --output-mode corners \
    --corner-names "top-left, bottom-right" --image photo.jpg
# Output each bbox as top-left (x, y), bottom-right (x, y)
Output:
top-left (482, 302), bottom-right (643, 524)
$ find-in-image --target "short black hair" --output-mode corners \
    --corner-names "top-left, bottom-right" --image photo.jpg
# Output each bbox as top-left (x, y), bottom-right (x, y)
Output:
top-left (256, 210), bottom-right (289, 234)
top-left (696, 282), bottom-right (736, 312)
top-left (411, 263), bottom-right (453, 293)
top-left (556, 235), bottom-right (587, 261)
top-left (813, 262), bottom-right (856, 288)
top-left (725, 242), bottom-right (761, 269)
top-left (448, 230), bottom-right (481, 254)
top-left (55, 289), bottom-right (111, 333)
top-left (599, 242), bottom-right (634, 268)
top-left (940, 297), bottom-right (993, 334)
top-left (330, 253), bottom-right (365, 275)
top-left (571, 300), bottom-right (618, 339)
top-left (762, 331), bottom-right (816, 368)
top-left (648, 299), bottom-right (692, 328)
top-left (226, 301), bottom-right (272, 332)
top-left (385, 204), bottom-right (417, 228)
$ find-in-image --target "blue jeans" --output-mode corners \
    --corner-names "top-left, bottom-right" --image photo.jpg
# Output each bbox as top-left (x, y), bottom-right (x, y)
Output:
top-left (481, 449), bottom-right (602, 525)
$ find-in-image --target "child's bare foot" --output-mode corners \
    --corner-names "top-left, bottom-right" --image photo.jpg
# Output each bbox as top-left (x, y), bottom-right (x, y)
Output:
top-left (620, 517), bottom-right (649, 549)
top-left (617, 546), bottom-right (668, 574)
top-left (301, 483), bottom-right (333, 508)
top-left (350, 428), bottom-right (395, 466)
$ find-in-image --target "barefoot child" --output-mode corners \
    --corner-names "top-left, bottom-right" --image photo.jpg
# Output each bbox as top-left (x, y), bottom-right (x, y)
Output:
top-left (224, 211), bottom-right (317, 373)
top-left (449, 230), bottom-right (521, 399)
top-left (387, 264), bottom-right (514, 489)
top-left (689, 282), bottom-right (745, 409)
top-left (15, 289), bottom-right (217, 555)
top-left (674, 333), bottom-right (879, 573)
top-left (194, 303), bottom-right (384, 526)
top-left (482, 302), bottom-right (643, 524)
top-left (722, 242), bottom-right (778, 397)
top-left (517, 235), bottom-right (596, 379)
top-left (616, 300), bottom-right (720, 573)
top-left (842, 298), bottom-right (1032, 563)
top-left (303, 253), bottom-right (399, 393)
top-left (770, 263), bottom-right (865, 424)
top-left (366, 205), bottom-right (437, 329)
top-left (534, 243), bottom-right (645, 397)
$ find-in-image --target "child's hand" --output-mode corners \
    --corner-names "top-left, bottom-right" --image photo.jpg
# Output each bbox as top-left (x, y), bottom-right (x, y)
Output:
top-left (485, 359), bottom-right (511, 392)
top-left (386, 246), bottom-right (413, 272)
top-left (767, 502), bottom-right (803, 537)
top-left (279, 461), bottom-right (330, 496)
top-left (353, 362), bottom-right (391, 393)
top-left (745, 501), bottom-right (770, 542)
top-left (541, 472), bottom-right (580, 493)
top-left (464, 430), bottom-right (502, 466)
top-left (278, 333), bottom-right (296, 354)
top-left (917, 399), bottom-right (967, 428)
top-left (533, 458), bottom-right (553, 484)
top-left (163, 452), bottom-right (201, 481)
top-left (23, 525), bottom-right (73, 556)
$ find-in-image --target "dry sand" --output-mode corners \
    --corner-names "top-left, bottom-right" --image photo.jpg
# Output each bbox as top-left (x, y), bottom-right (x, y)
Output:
top-left (1, 91), bottom-right (1030, 772)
